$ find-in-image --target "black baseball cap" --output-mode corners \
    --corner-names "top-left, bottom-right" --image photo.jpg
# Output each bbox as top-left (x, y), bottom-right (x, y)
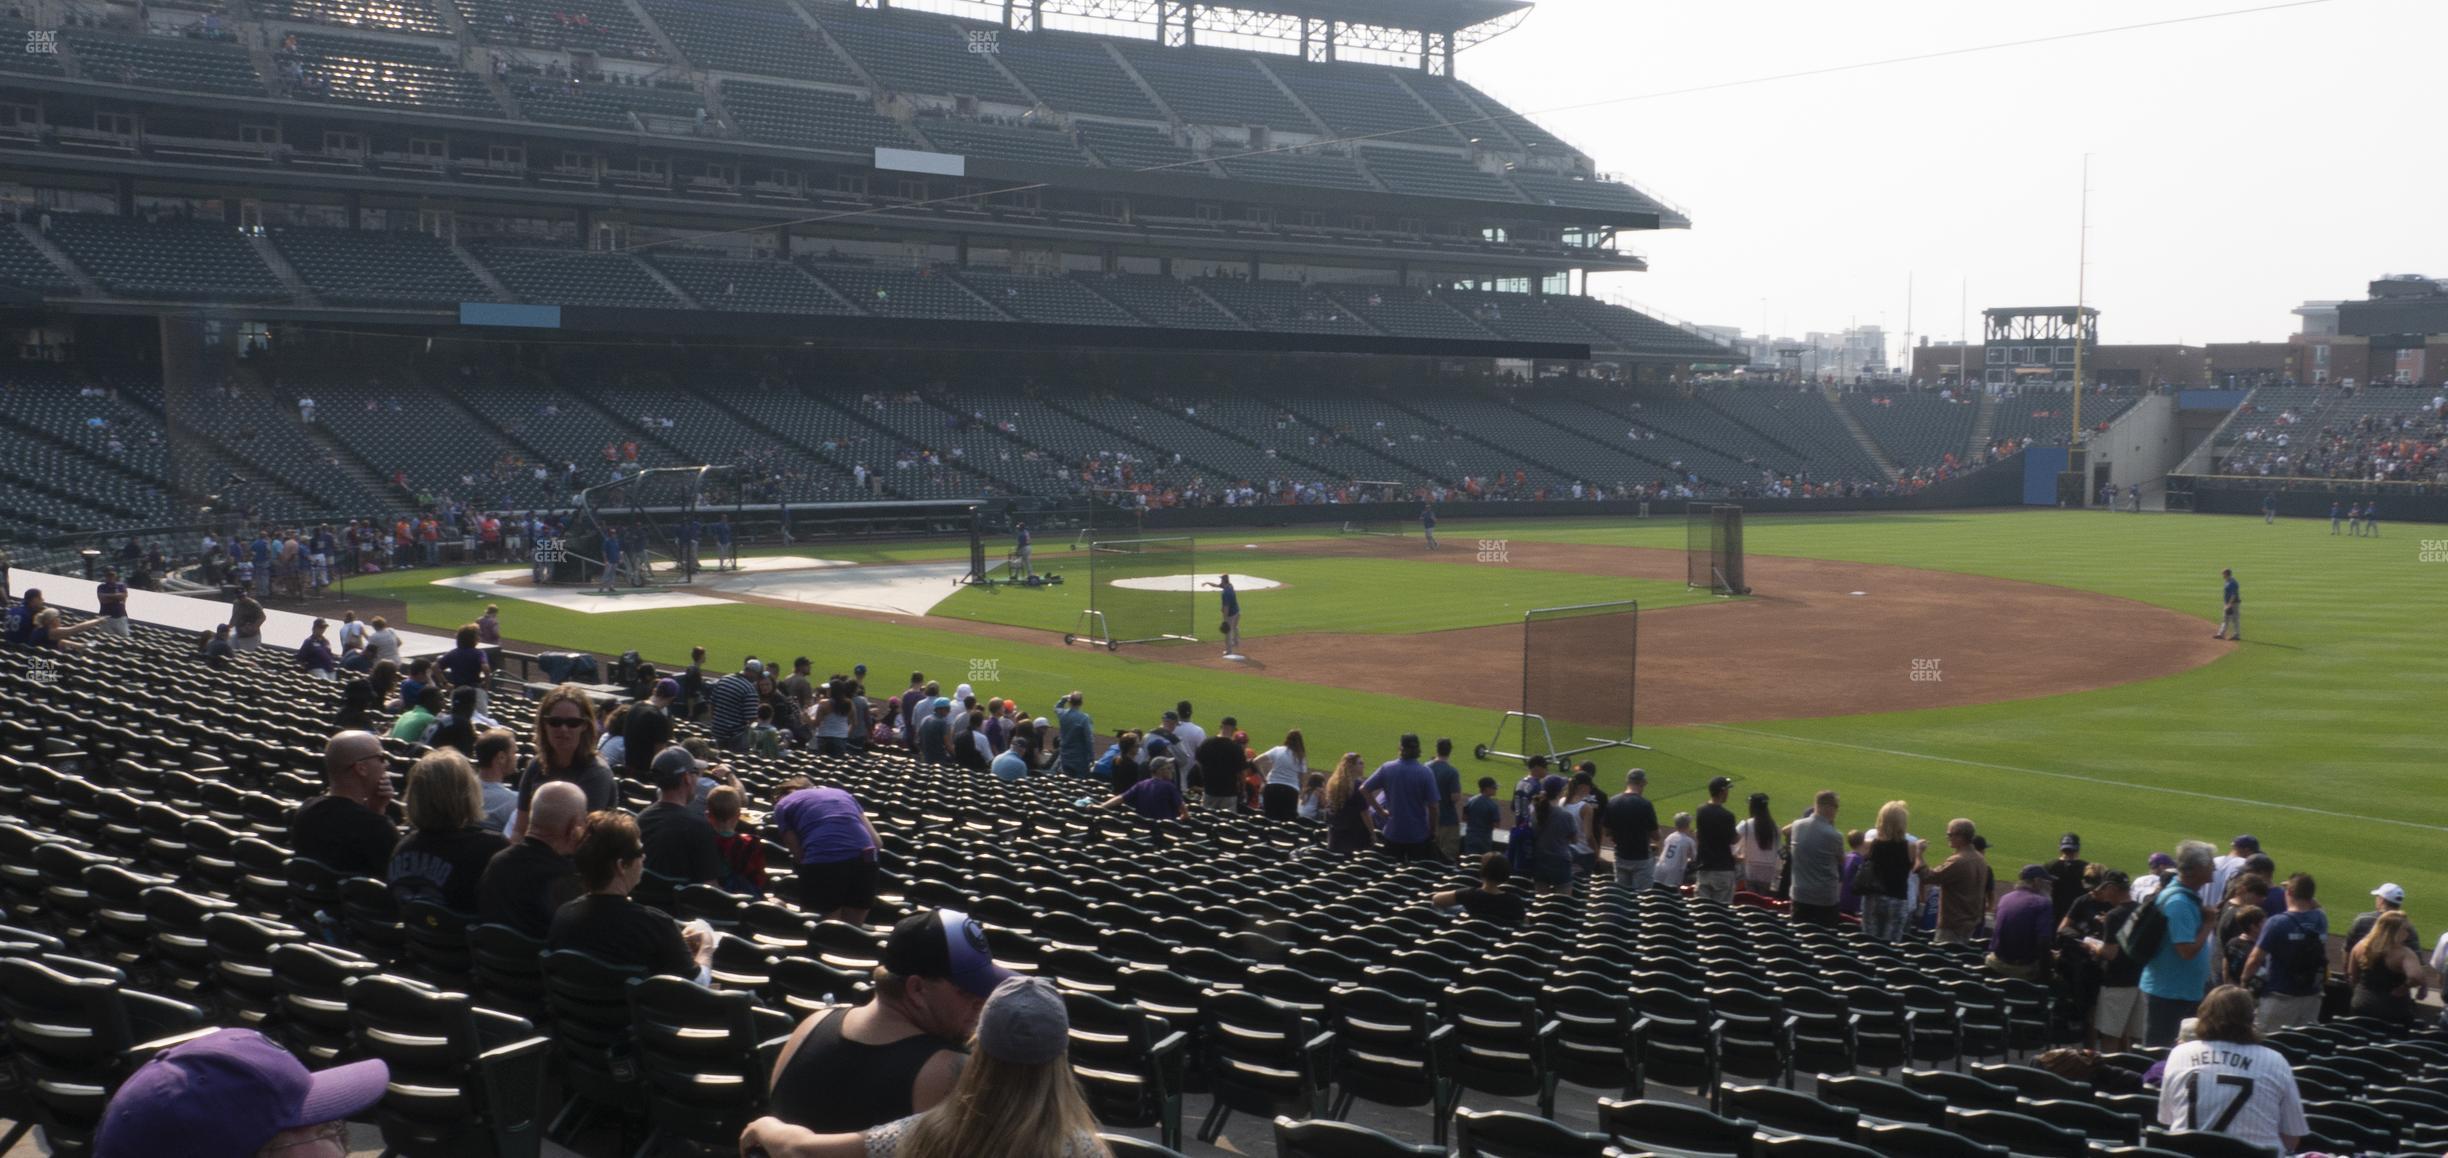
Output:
top-left (1707, 776), bottom-right (1733, 793)
top-left (883, 909), bottom-right (1012, 998)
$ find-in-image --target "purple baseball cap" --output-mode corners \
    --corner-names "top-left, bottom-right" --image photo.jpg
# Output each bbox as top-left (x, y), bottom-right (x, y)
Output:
top-left (96, 1028), bottom-right (388, 1158)
top-left (884, 908), bottom-right (1013, 998)
top-left (2148, 852), bottom-right (2176, 870)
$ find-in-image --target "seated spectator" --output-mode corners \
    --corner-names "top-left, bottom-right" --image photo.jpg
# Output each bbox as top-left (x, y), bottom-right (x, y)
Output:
top-left (771, 779), bottom-right (883, 924)
top-left (388, 685), bottom-right (443, 744)
top-left (293, 731), bottom-right (398, 880)
top-left (296, 618), bottom-right (336, 678)
top-left (471, 727), bottom-right (519, 832)
top-left (390, 657), bottom-right (432, 713)
top-left (2347, 910), bottom-right (2431, 1022)
top-left (746, 976), bottom-right (1097, 1158)
top-left (427, 685), bottom-right (487, 756)
top-left (546, 810), bottom-right (710, 980)
top-left (388, 750), bottom-right (509, 912)
top-left (1101, 755), bottom-right (1185, 821)
top-left (637, 746), bottom-right (721, 886)
top-left (1433, 852), bottom-right (1527, 926)
top-left (707, 785), bottom-right (766, 896)
top-left (477, 780), bottom-right (587, 939)
top-left (27, 607), bottom-right (105, 652)
top-left (94, 1027), bottom-right (389, 1158)
top-left (2157, 986), bottom-right (2307, 1155)
top-left (990, 737), bottom-right (1031, 781)
top-left (201, 622), bottom-right (236, 660)
top-left (762, 909), bottom-right (1013, 1135)
top-left (1988, 864), bottom-right (2056, 980)
top-left (510, 685), bottom-right (616, 837)
top-left (750, 704), bottom-right (784, 758)
top-left (1296, 771), bottom-right (1326, 821)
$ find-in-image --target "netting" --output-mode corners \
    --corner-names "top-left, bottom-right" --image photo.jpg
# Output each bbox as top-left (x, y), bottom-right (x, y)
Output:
top-left (575, 467), bottom-right (721, 586)
top-left (1687, 503), bottom-right (1748, 595)
top-left (1523, 600), bottom-right (1640, 748)
top-left (1079, 536), bottom-right (1197, 647)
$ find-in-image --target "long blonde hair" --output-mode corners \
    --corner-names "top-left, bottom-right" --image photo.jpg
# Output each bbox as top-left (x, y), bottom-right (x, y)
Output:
top-left (2354, 911), bottom-right (2407, 972)
top-left (1874, 800), bottom-right (1909, 844)
top-left (1321, 753), bottom-right (1365, 813)
top-left (896, 1044), bottom-right (1106, 1158)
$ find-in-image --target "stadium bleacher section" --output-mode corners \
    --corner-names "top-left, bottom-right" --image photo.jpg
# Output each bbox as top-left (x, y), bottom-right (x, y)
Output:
top-left (637, 0), bottom-right (855, 84)
top-left (909, 115), bottom-right (1093, 166)
top-left (800, 261), bottom-right (1006, 322)
top-left (1317, 284), bottom-right (1489, 341)
top-left (1070, 274), bottom-right (1246, 330)
top-left (251, 0), bottom-right (447, 37)
top-left (1108, 38), bottom-right (1308, 130)
top-left (45, 215), bottom-right (283, 302)
top-left (465, 242), bottom-right (684, 309)
top-left (1, 614), bottom-right (2446, 1158)
top-left (1359, 146), bottom-right (1523, 202)
top-left (718, 80), bottom-right (912, 151)
top-left (1215, 148), bottom-right (1378, 193)
top-left (1267, 59), bottom-right (1456, 145)
top-left (62, 30), bottom-right (265, 96)
top-left (951, 269), bottom-right (1142, 328)
top-left (0, 226), bottom-right (76, 294)
top-left (1192, 278), bottom-right (1370, 335)
top-left (512, 76), bottom-right (709, 132)
top-left (276, 31), bottom-right (505, 117)
top-left (1075, 121), bottom-right (1207, 173)
top-left (265, 227), bottom-right (490, 307)
top-left (644, 252), bottom-right (856, 315)
top-left (807, 6), bottom-right (1025, 105)
top-left (1843, 391), bottom-right (1979, 474)
top-left (2215, 385), bottom-right (2444, 481)
top-left (990, 30), bottom-right (1163, 120)
top-left (453, 0), bottom-right (666, 62)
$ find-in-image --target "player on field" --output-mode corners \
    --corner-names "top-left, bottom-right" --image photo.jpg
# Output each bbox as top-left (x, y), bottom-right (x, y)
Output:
top-left (1420, 503), bottom-right (1438, 549)
top-left (2347, 503), bottom-right (2363, 537)
top-left (2363, 500), bottom-right (2379, 537)
top-left (1012, 521), bottom-right (1033, 579)
top-left (2328, 500), bottom-right (2342, 535)
top-left (2261, 493), bottom-right (2277, 524)
top-left (2212, 568), bottom-right (2241, 642)
top-left (1203, 574), bottom-right (1242, 657)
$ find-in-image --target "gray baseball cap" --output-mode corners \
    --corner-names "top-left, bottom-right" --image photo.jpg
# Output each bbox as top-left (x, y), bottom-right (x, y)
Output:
top-left (649, 745), bottom-right (702, 789)
top-left (975, 976), bottom-right (1069, 1065)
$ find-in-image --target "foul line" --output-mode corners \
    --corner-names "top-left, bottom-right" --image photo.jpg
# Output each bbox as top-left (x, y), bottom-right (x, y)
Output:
top-left (1693, 724), bottom-right (2448, 834)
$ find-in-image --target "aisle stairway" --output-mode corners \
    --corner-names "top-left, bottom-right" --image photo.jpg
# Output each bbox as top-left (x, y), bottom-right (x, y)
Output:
top-left (1824, 387), bottom-right (1901, 482)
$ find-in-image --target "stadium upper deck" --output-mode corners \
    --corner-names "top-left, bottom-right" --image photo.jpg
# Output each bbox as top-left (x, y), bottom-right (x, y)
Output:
top-left (0, 0), bottom-right (1683, 328)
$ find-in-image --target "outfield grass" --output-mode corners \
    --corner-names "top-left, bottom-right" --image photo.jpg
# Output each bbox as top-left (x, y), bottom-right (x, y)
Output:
top-left (334, 510), bottom-right (2446, 928)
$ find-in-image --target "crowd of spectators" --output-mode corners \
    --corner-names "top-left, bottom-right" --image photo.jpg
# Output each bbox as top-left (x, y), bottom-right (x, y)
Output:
top-left (2219, 386), bottom-right (2446, 481)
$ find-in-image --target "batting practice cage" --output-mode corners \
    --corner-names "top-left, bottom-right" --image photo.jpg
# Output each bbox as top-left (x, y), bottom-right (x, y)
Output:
top-left (560, 466), bottom-right (736, 586)
top-left (1687, 503), bottom-right (1750, 596)
top-left (1477, 599), bottom-right (1646, 764)
top-left (1065, 536), bottom-right (1198, 650)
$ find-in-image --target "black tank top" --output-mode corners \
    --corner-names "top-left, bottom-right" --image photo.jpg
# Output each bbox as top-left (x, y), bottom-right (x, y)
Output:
top-left (769, 1007), bottom-right (964, 1133)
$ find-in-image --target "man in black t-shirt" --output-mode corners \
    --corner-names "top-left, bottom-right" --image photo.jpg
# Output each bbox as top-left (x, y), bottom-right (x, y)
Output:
top-left (1434, 853), bottom-right (1528, 926)
top-left (477, 781), bottom-right (587, 939)
top-left (623, 679), bottom-right (680, 778)
top-left (637, 747), bottom-right (722, 885)
top-left (1692, 775), bottom-right (1739, 903)
top-left (2047, 833), bottom-right (2091, 921)
top-left (1603, 768), bottom-right (1661, 892)
top-left (1194, 719), bottom-right (1248, 812)
top-left (291, 731), bottom-right (398, 880)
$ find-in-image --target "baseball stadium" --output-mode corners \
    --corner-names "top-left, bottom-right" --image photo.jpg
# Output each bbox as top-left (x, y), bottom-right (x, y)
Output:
top-left (0, 0), bottom-right (2441, 1154)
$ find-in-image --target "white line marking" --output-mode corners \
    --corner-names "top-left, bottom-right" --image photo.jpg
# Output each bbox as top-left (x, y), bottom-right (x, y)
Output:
top-left (1693, 724), bottom-right (2448, 834)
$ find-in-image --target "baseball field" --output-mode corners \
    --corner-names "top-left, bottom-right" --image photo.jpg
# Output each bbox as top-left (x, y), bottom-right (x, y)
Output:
top-left (330, 508), bottom-right (2446, 926)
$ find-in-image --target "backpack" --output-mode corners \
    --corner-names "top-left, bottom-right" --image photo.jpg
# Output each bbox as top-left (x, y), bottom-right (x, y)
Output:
top-left (2119, 883), bottom-right (2182, 962)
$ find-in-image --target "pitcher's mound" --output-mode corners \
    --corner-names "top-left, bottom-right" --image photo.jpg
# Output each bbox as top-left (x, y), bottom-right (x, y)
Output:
top-left (1109, 574), bottom-right (1284, 593)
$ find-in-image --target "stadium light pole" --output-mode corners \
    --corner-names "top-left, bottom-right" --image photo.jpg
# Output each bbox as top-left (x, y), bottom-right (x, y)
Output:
top-left (2071, 153), bottom-right (2092, 450)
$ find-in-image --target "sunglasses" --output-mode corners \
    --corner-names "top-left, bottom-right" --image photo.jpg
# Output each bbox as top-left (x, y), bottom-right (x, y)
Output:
top-left (544, 716), bottom-right (589, 729)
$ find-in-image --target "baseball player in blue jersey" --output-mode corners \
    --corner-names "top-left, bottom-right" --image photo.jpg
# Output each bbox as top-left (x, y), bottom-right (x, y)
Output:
top-left (2329, 501), bottom-right (2342, 535)
top-left (2347, 503), bottom-right (2364, 537)
top-left (1203, 573), bottom-right (1242, 657)
top-left (1421, 504), bottom-right (1439, 550)
top-left (2263, 493), bottom-right (2278, 524)
top-left (1013, 520), bottom-right (1033, 579)
top-left (2363, 500), bottom-right (2379, 537)
top-left (2213, 568), bottom-right (2241, 642)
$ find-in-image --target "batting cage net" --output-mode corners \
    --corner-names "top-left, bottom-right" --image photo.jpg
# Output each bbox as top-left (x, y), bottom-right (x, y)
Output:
top-left (1068, 536), bottom-right (1197, 649)
top-left (1480, 599), bottom-right (1643, 764)
top-left (568, 466), bottom-right (728, 586)
top-left (1686, 503), bottom-right (1749, 595)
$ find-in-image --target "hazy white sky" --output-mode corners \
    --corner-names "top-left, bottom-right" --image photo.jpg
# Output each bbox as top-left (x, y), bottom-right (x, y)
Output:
top-left (1459, 0), bottom-right (2442, 348)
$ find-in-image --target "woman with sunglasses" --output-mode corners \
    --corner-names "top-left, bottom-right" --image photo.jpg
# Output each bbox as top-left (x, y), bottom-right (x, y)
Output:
top-left (509, 684), bottom-right (616, 840)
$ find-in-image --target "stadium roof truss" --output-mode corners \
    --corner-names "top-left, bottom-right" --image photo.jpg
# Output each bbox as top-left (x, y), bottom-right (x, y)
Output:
top-left (927, 0), bottom-right (1532, 70)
